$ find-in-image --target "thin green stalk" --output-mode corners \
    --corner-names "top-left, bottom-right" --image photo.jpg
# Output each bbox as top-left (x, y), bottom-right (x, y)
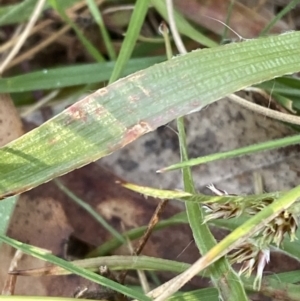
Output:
top-left (109, 0), bottom-right (151, 83)
top-left (86, 0), bottom-right (117, 60)
top-left (177, 119), bottom-right (248, 301)
top-left (260, 0), bottom-right (300, 36)
top-left (162, 3), bottom-right (248, 298)
top-left (159, 134), bottom-right (300, 172)
top-left (54, 179), bottom-right (125, 244)
top-left (221, 0), bottom-right (235, 41)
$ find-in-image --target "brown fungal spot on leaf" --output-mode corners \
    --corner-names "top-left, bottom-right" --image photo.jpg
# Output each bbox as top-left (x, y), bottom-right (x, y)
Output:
top-left (119, 122), bottom-right (153, 148)
top-left (65, 103), bottom-right (88, 124)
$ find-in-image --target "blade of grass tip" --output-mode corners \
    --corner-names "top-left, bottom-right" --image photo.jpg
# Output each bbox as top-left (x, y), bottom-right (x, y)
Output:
top-left (158, 134), bottom-right (300, 172)
top-left (0, 235), bottom-right (150, 301)
top-left (259, 0), bottom-right (300, 36)
top-left (109, 0), bottom-right (151, 84)
top-left (48, 0), bottom-right (105, 62)
top-left (53, 179), bottom-right (125, 244)
top-left (86, 0), bottom-right (116, 61)
top-left (163, 2), bottom-right (247, 300)
top-left (152, 185), bottom-right (300, 301)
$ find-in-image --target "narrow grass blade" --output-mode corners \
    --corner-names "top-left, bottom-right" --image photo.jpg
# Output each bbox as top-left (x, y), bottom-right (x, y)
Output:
top-left (86, 0), bottom-right (116, 60)
top-left (54, 179), bottom-right (125, 243)
top-left (0, 235), bottom-right (150, 301)
top-left (260, 0), bottom-right (300, 36)
top-left (49, 0), bottom-right (105, 62)
top-left (0, 57), bottom-right (165, 93)
top-left (158, 134), bottom-right (300, 172)
top-left (176, 118), bottom-right (248, 301)
top-left (14, 255), bottom-right (193, 276)
top-left (109, 0), bottom-right (151, 83)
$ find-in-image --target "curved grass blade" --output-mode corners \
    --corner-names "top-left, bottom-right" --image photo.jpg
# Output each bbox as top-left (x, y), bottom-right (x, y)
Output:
top-left (177, 112), bottom-right (247, 299)
top-left (0, 32), bottom-right (300, 199)
top-left (0, 235), bottom-right (150, 301)
top-left (13, 255), bottom-right (193, 277)
top-left (86, 0), bottom-right (116, 61)
top-left (259, 0), bottom-right (300, 36)
top-left (158, 134), bottom-right (300, 172)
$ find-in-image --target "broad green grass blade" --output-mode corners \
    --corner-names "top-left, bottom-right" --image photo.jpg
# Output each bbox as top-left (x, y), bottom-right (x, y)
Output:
top-left (0, 235), bottom-right (150, 301)
top-left (0, 57), bottom-right (165, 93)
top-left (158, 134), bottom-right (300, 172)
top-left (0, 32), bottom-right (300, 198)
